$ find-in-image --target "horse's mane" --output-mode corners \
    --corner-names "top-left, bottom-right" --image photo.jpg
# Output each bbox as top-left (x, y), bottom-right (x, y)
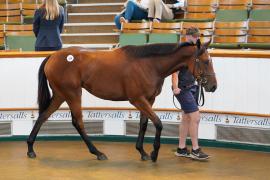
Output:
top-left (121, 42), bottom-right (194, 58)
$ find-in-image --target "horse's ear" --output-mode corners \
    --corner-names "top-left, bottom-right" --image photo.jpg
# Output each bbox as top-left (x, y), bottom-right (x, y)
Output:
top-left (196, 39), bottom-right (201, 49)
top-left (203, 39), bottom-right (212, 48)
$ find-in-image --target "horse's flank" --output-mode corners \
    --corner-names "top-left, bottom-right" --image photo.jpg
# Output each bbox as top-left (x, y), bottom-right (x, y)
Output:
top-left (45, 44), bottom-right (194, 101)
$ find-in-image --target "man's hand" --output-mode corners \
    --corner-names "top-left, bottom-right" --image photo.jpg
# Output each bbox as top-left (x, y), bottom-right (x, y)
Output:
top-left (173, 88), bottom-right (181, 95)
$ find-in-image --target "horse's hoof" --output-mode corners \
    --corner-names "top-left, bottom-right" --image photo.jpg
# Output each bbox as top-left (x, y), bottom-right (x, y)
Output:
top-left (151, 151), bottom-right (158, 162)
top-left (27, 151), bottom-right (36, 158)
top-left (97, 153), bottom-right (108, 161)
top-left (141, 154), bottom-right (151, 161)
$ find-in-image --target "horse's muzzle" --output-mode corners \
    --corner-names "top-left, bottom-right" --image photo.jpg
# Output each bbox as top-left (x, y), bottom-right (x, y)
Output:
top-left (210, 85), bottom-right (217, 92)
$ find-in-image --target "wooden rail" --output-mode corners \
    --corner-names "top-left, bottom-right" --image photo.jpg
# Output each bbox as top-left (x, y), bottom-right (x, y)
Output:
top-left (0, 49), bottom-right (270, 58)
top-left (0, 107), bottom-right (269, 118)
top-left (0, 51), bottom-right (54, 58)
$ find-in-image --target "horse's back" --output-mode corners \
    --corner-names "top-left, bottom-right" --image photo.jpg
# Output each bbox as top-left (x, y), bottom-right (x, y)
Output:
top-left (45, 46), bottom-right (100, 73)
top-left (43, 46), bottom-right (161, 101)
top-left (44, 47), bottom-right (127, 92)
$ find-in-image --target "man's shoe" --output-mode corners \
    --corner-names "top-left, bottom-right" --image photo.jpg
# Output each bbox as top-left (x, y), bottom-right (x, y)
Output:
top-left (120, 16), bottom-right (128, 24)
top-left (190, 148), bottom-right (210, 160)
top-left (175, 147), bottom-right (191, 158)
top-left (153, 18), bottom-right (160, 23)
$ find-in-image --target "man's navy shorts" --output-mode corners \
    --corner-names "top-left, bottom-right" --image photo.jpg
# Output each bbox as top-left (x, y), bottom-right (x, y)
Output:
top-left (175, 85), bottom-right (199, 114)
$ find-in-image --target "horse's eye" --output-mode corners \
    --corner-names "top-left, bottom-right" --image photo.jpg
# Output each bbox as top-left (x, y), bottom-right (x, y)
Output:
top-left (204, 61), bottom-right (209, 65)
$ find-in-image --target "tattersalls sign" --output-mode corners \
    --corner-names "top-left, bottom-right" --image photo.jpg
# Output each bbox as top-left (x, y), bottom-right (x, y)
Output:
top-left (0, 111), bottom-right (27, 120)
top-left (200, 113), bottom-right (270, 128)
top-left (0, 109), bottom-right (269, 129)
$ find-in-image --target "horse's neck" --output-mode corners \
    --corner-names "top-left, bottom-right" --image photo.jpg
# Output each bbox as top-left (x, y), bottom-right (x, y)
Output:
top-left (153, 46), bottom-right (195, 78)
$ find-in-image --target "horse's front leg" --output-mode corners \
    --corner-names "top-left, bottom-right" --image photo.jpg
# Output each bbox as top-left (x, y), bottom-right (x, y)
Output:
top-left (136, 113), bottom-right (150, 161)
top-left (131, 97), bottom-right (163, 162)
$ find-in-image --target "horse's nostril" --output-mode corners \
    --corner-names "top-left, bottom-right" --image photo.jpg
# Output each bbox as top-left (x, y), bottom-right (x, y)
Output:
top-left (211, 85), bottom-right (217, 92)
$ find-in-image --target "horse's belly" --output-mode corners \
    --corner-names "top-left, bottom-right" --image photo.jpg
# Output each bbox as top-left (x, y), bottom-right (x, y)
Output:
top-left (89, 91), bottom-right (128, 101)
top-left (83, 83), bottom-right (128, 101)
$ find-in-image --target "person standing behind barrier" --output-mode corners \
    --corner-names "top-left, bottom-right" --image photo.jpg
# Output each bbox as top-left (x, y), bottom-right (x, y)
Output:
top-left (172, 27), bottom-right (210, 160)
top-left (114, 0), bottom-right (149, 29)
top-left (33, 0), bottom-right (64, 51)
top-left (148, 0), bottom-right (184, 22)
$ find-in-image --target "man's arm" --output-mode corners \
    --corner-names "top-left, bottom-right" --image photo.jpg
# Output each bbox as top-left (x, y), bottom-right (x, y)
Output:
top-left (172, 72), bottom-right (181, 95)
top-left (33, 10), bottom-right (40, 37)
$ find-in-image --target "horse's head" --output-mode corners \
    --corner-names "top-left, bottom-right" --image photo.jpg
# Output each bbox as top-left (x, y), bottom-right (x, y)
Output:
top-left (188, 40), bottom-right (217, 92)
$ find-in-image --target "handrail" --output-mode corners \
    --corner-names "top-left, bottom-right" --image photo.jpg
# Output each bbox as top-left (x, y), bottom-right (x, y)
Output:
top-left (0, 107), bottom-right (269, 118)
top-left (0, 49), bottom-right (270, 58)
top-left (0, 51), bottom-right (54, 58)
top-left (208, 49), bottom-right (270, 58)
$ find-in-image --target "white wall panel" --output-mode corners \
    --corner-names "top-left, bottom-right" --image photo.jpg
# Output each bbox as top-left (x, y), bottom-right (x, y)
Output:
top-left (258, 60), bottom-right (270, 114)
top-left (12, 119), bottom-right (32, 135)
top-left (0, 57), bottom-right (270, 114)
top-left (0, 58), bottom-right (43, 108)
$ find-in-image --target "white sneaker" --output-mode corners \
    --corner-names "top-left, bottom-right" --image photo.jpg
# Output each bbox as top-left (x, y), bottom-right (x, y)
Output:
top-left (120, 16), bottom-right (128, 24)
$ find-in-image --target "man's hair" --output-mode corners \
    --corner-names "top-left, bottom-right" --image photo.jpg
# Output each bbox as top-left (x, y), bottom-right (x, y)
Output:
top-left (186, 26), bottom-right (200, 37)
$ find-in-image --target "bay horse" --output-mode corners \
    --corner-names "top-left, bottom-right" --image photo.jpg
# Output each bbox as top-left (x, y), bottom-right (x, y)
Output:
top-left (27, 40), bottom-right (217, 162)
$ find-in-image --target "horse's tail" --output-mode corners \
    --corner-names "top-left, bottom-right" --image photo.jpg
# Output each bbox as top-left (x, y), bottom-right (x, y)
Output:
top-left (38, 56), bottom-right (51, 115)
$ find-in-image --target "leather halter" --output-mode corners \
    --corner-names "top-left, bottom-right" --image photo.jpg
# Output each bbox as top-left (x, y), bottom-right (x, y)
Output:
top-left (192, 48), bottom-right (215, 106)
top-left (193, 49), bottom-right (216, 85)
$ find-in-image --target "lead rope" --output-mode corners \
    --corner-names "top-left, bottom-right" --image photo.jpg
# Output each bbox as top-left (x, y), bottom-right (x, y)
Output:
top-left (173, 83), bottom-right (205, 110)
top-left (197, 83), bottom-right (205, 106)
top-left (173, 94), bottom-right (181, 110)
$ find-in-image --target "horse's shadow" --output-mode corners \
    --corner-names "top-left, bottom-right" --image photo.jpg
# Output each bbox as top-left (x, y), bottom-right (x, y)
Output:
top-left (39, 156), bottom-right (153, 168)
top-left (38, 156), bottom-right (203, 174)
top-left (39, 157), bottom-right (105, 168)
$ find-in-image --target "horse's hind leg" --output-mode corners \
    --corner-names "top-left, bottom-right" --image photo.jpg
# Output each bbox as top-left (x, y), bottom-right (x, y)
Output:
top-left (27, 95), bottom-right (64, 158)
top-left (136, 98), bottom-right (156, 161)
top-left (136, 113), bottom-right (150, 161)
top-left (131, 97), bottom-right (163, 162)
top-left (68, 97), bottom-right (107, 160)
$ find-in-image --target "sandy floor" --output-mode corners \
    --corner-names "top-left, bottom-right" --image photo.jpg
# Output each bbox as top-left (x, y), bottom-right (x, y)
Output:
top-left (0, 141), bottom-right (269, 180)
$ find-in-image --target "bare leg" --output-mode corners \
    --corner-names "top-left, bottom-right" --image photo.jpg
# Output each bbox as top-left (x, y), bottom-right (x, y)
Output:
top-left (136, 113), bottom-right (150, 160)
top-left (179, 113), bottom-right (190, 149)
top-left (187, 110), bottom-right (200, 150)
top-left (27, 96), bottom-right (63, 158)
top-left (154, 0), bottom-right (163, 19)
top-left (148, 0), bottom-right (155, 19)
top-left (68, 94), bottom-right (107, 160)
top-left (153, 0), bottom-right (173, 20)
top-left (131, 97), bottom-right (162, 162)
